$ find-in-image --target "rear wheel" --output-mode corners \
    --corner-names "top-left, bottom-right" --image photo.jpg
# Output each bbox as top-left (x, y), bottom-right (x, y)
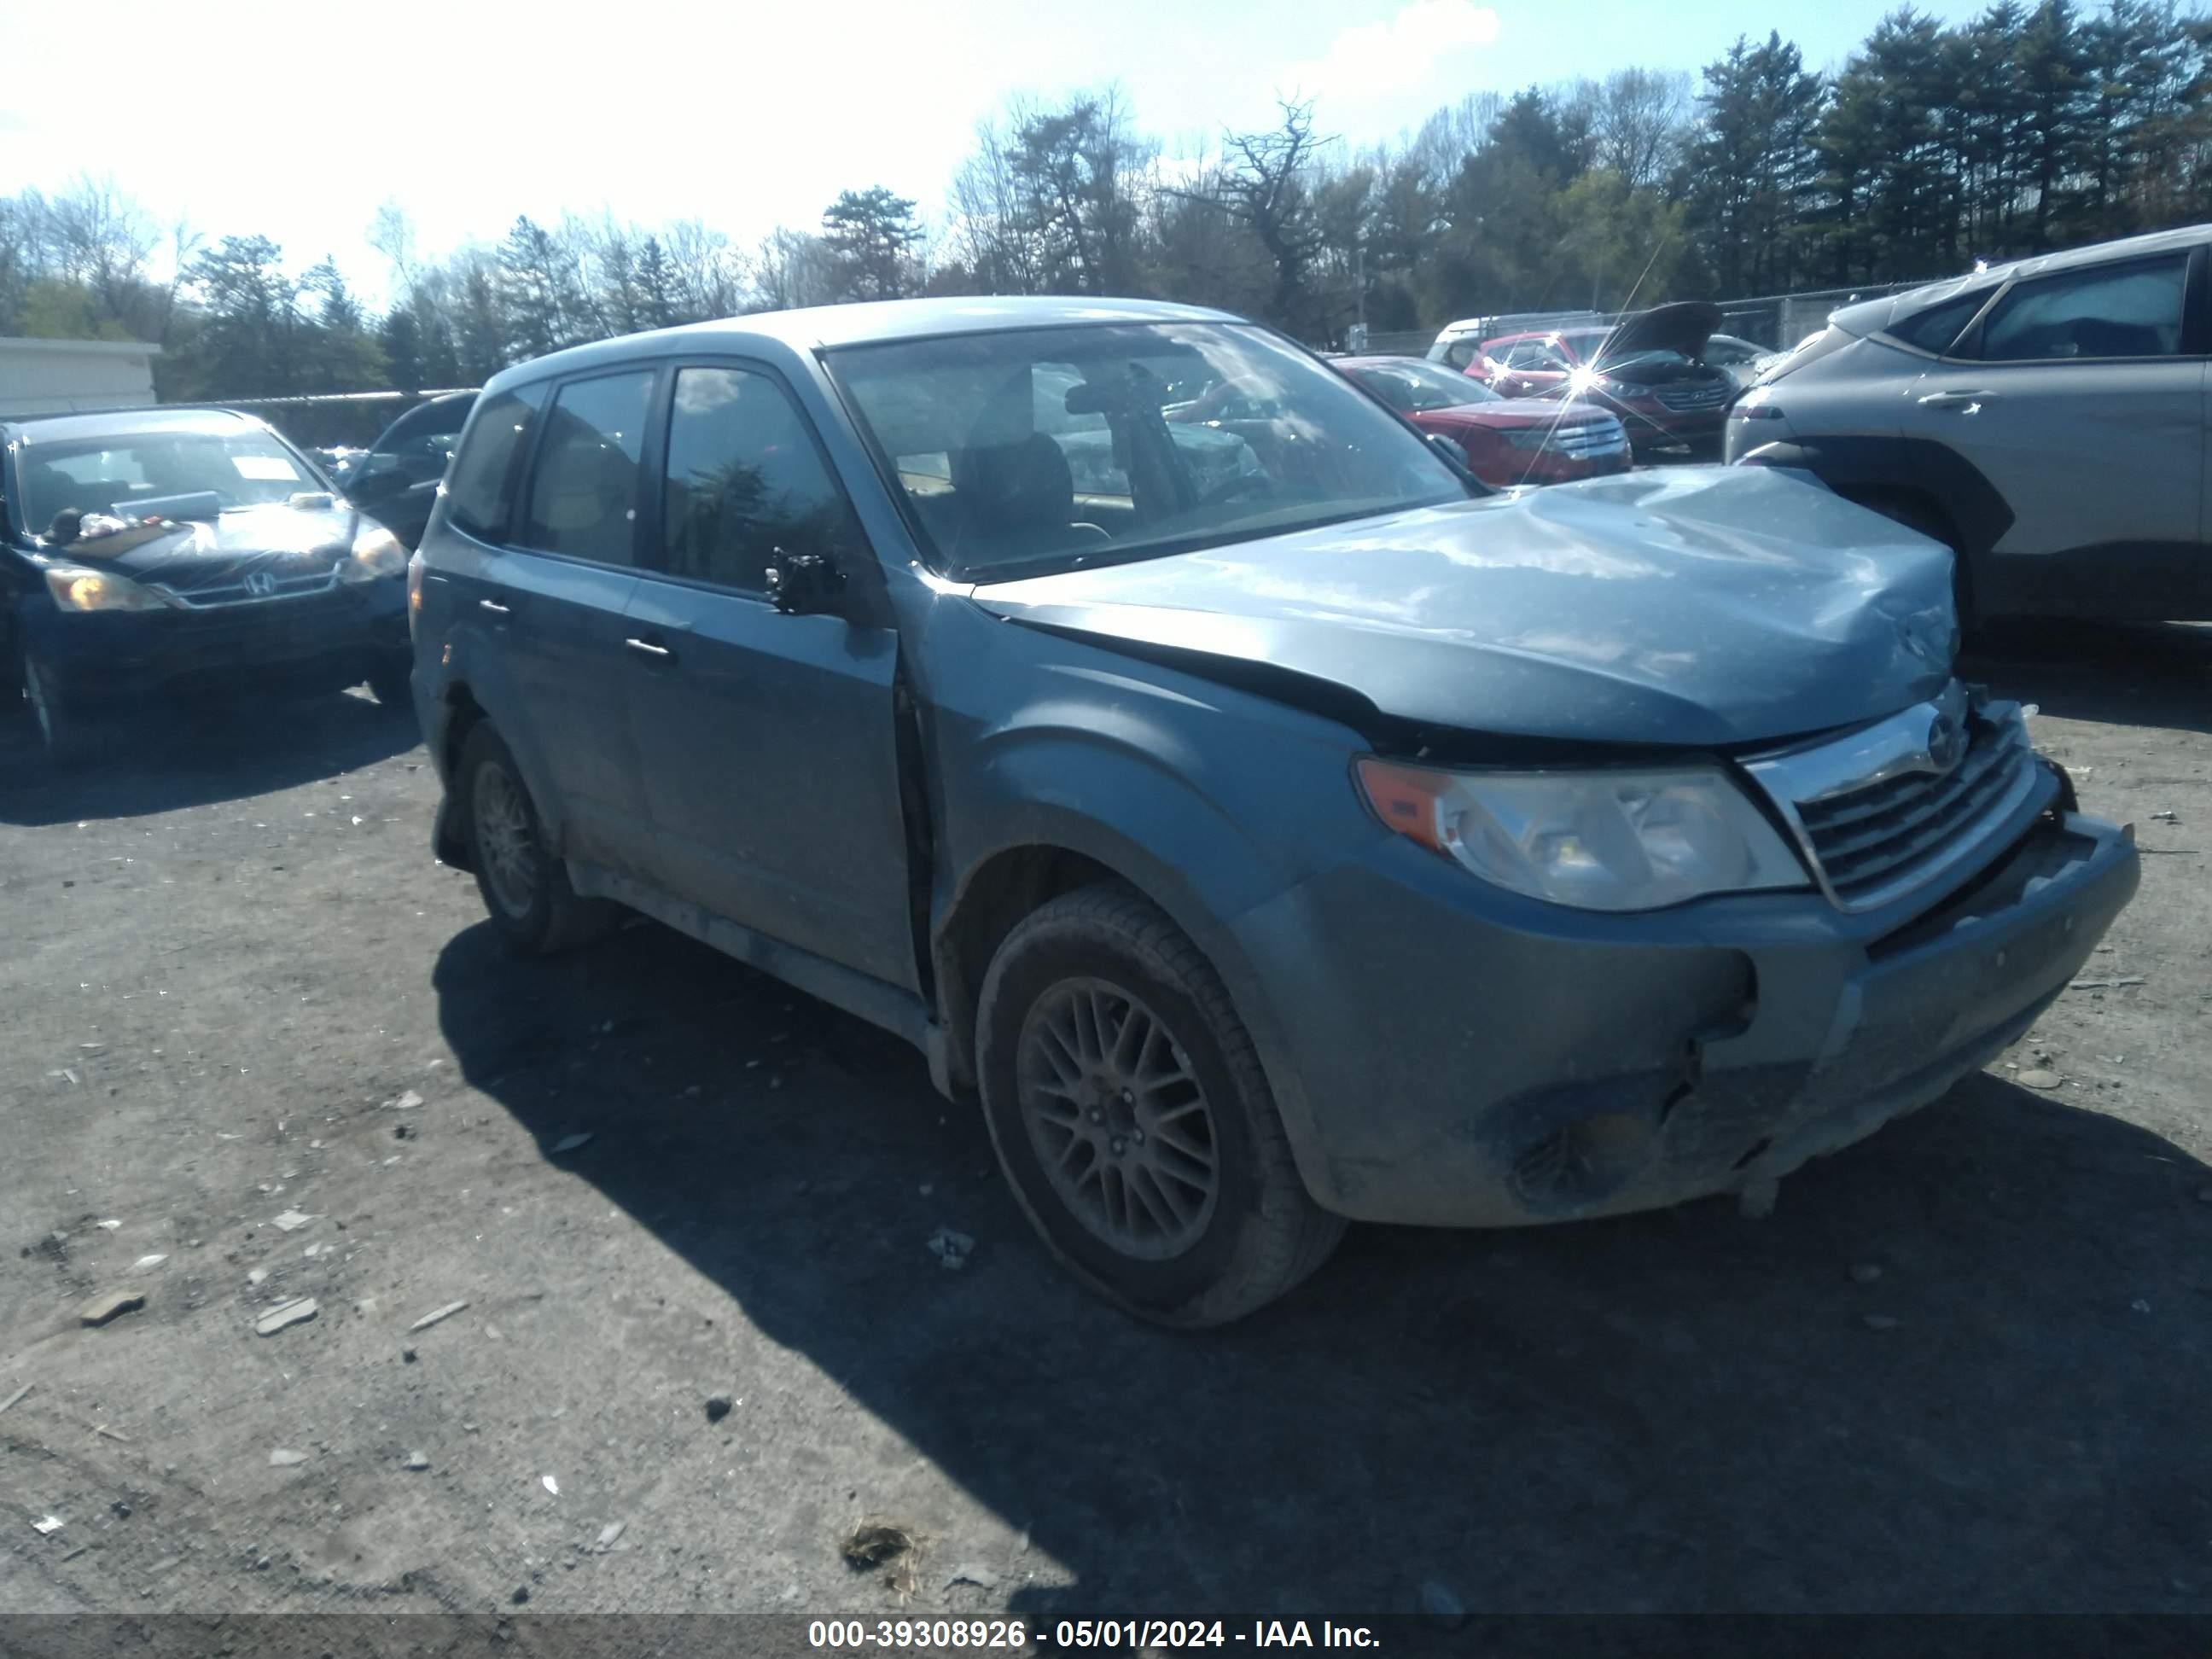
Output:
top-left (457, 724), bottom-right (619, 956)
top-left (975, 884), bottom-right (1344, 1327)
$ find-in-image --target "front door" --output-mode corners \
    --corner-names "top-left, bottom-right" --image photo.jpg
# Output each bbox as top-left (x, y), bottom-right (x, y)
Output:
top-left (622, 361), bottom-right (917, 992)
top-left (1901, 247), bottom-right (2207, 614)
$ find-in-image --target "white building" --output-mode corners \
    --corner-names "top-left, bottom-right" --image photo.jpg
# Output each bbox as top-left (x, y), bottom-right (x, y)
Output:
top-left (0, 336), bottom-right (160, 416)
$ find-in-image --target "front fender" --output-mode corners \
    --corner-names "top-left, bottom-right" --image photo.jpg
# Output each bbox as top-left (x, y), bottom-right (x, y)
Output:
top-left (433, 624), bottom-right (573, 857)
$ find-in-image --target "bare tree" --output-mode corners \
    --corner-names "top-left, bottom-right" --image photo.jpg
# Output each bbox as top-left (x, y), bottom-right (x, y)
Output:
top-left (1182, 98), bottom-right (1336, 333)
top-left (46, 175), bottom-right (157, 323)
top-left (1586, 68), bottom-right (1693, 189)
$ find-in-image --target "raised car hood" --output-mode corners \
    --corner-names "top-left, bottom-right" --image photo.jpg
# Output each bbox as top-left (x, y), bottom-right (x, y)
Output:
top-left (1598, 300), bottom-right (1722, 365)
top-left (969, 468), bottom-right (1958, 749)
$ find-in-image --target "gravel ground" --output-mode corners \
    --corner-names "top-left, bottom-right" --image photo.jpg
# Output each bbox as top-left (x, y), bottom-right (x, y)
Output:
top-left (2, 619), bottom-right (2208, 1619)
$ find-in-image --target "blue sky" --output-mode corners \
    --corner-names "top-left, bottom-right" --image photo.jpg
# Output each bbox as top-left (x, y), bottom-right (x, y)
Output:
top-left (0, 0), bottom-right (1996, 304)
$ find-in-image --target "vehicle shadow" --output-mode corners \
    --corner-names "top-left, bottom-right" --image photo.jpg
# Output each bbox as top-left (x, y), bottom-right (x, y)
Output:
top-left (1964, 619), bottom-right (2212, 736)
top-left (0, 690), bottom-right (419, 825)
top-left (434, 918), bottom-right (2212, 1615)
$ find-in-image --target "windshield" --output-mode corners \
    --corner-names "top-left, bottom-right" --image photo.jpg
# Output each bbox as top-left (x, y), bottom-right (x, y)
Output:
top-left (16, 426), bottom-right (319, 533)
top-left (1348, 358), bottom-right (1501, 413)
top-left (1561, 329), bottom-right (1614, 362)
top-left (825, 322), bottom-right (1467, 581)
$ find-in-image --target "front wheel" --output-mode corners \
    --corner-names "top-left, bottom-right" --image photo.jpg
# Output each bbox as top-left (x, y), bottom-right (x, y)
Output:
top-left (18, 652), bottom-right (84, 761)
top-left (975, 884), bottom-right (1345, 1327)
top-left (365, 652), bottom-right (414, 713)
top-left (457, 724), bottom-right (619, 956)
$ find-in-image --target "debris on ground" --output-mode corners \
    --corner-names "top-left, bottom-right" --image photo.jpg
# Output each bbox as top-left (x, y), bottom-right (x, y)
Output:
top-left (247, 1268), bottom-right (268, 1285)
top-left (32, 1516), bottom-right (64, 1536)
top-left (2069, 977), bottom-right (2147, 991)
top-left (1418, 1580), bottom-right (1467, 1624)
top-left (2151, 809), bottom-right (2179, 822)
top-left (410, 1300), bottom-right (469, 1332)
top-left (2131, 1299), bottom-right (2152, 1314)
top-left (402, 1347), bottom-right (417, 1363)
top-left (254, 1297), bottom-right (319, 1336)
top-left (131, 1253), bottom-right (168, 1271)
top-left (271, 1209), bottom-right (313, 1232)
top-left (2017, 1068), bottom-right (2064, 1090)
top-left (0, 1382), bottom-right (32, 1415)
top-left (1861, 1313), bottom-right (1901, 1331)
top-left (94, 1423), bottom-right (130, 1441)
top-left (597, 1521), bottom-right (626, 1551)
top-left (269, 1448), bottom-right (308, 1467)
top-left (943, 1562), bottom-right (998, 1592)
top-left (405, 1452), bottom-right (430, 1470)
top-left (842, 1521), bottom-right (916, 1569)
top-left (79, 1289), bottom-right (145, 1327)
top-left (1849, 1263), bottom-right (1883, 1284)
top-left (96, 1219), bottom-right (120, 1231)
top-left (705, 1393), bottom-right (734, 1423)
top-left (926, 1228), bottom-right (975, 1270)
top-left (387, 1091), bottom-right (424, 1110)
top-left (541, 1475), bottom-right (560, 1495)
top-left (549, 1132), bottom-right (593, 1155)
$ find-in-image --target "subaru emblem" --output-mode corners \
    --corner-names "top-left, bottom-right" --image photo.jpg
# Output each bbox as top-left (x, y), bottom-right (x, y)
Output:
top-left (244, 570), bottom-right (277, 597)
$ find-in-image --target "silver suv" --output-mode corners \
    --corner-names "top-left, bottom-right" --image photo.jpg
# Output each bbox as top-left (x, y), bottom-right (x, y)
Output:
top-left (1726, 224), bottom-right (2210, 621)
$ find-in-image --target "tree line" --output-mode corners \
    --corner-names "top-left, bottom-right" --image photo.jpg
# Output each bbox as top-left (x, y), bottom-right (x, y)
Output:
top-left (1, 0), bottom-right (2205, 417)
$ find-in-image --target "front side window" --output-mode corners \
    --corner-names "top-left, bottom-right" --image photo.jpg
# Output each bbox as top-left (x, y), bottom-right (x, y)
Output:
top-left (826, 322), bottom-right (1465, 580)
top-left (660, 365), bottom-right (859, 593)
top-left (521, 370), bottom-right (654, 564)
top-left (1973, 257), bottom-right (2188, 362)
top-left (16, 424), bottom-right (315, 531)
top-left (445, 383), bottom-right (546, 542)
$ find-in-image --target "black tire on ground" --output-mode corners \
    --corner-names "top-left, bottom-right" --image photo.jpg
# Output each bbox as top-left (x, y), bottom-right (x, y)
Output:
top-left (365, 652), bottom-right (414, 713)
top-left (975, 883), bottom-right (1346, 1327)
top-left (455, 723), bottom-right (620, 957)
top-left (17, 650), bottom-right (84, 763)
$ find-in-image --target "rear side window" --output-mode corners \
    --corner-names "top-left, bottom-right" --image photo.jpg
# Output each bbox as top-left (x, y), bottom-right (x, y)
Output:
top-left (445, 384), bottom-right (545, 542)
top-left (1884, 291), bottom-right (1990, 357)
top-left (1973, 256), bottom-right (2188, 361)
top-left (658, 365), bottom-right (859, 594)
top-left (521, 370), bottom-right (655, 564)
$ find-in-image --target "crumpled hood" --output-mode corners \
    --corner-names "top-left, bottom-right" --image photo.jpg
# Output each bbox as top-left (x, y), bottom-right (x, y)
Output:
top-left (969, 468), bottom-right (1958, 749)
top-left (54, 500), bottom-right (363, 585)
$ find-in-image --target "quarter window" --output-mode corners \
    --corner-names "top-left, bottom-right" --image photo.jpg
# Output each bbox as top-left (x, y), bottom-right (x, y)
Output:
top-left (1973, 257), bottom-right (2188, 362)
top-left (1885, 290), bottom-right (1990, 357)
top-left (521, 370), bottom-right (654, 564)
top-left (659, 365), bottom-right (859, 593)
top-left (445, 384), bottom-right (546, 542)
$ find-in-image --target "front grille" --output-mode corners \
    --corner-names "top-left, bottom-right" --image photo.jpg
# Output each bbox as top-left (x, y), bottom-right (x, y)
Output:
top-left (1743, 690), bottom-right (2041, 912)
top-left (1548, 418), bottom-right (1629, 457)
top-left (153, 568), bottom-right (341, 608)
top-left (1652, 381), bottom-right (1730, 411)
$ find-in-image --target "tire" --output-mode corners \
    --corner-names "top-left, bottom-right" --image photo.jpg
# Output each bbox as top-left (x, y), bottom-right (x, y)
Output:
top-left (975, 883), bottom-right (1345, 1327)
top-left (365, 652), bottom-right (414, 713)
top-left (455, 723), bottom-right (620, 957)
top-left (17, 651), bottom-right (84, 763)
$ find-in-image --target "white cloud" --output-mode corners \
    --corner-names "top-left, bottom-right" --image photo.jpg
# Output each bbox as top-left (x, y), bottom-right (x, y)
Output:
top-left (1282, 0), bottom-right (1503, 102)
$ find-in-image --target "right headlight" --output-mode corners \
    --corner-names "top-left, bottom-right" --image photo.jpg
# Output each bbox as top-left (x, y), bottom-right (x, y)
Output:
top-left (43, 563), bottom-right (173, 614)
top-left (1355, 757), bottom-right (1808, 911)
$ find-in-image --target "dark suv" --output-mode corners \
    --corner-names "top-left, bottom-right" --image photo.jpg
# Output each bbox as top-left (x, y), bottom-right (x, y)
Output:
top-left (410, 298), bottom-right (2137, 1324)
top-left (3, 405), bottom-right (414, 756)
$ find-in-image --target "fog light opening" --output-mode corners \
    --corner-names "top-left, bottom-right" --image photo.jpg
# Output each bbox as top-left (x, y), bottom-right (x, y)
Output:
top-left (1509, 1110), bottom-right (1654, 1207)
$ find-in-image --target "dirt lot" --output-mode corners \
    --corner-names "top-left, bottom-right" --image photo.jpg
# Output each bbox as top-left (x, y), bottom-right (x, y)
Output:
top-left (2, 620), bottom-right (2208, 1620)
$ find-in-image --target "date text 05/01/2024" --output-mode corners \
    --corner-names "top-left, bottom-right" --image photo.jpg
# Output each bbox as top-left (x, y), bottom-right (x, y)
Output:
top-left (807, 1619), bottom-right (1382, 1650)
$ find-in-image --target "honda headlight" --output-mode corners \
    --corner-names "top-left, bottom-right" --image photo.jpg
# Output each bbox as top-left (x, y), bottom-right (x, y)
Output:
top-left (1355, 758), bottom-right (1807, 911)
top-left (341, 526), bottom-right (406, 583)
top-left (43, 563), bottom-right (172, 614)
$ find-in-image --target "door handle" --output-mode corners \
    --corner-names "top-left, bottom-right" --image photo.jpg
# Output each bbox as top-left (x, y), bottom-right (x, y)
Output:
top-left (624, 636), bottom-right (676, 661)
top-left (479, 597), bottom-right (513, 615)
top-left (1918, 390), bottom-right (1994, 410)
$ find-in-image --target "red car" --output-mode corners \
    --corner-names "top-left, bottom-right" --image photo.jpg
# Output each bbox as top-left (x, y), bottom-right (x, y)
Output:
top-left (1474, 302), bottom-right (1735, 461)
top-left (1334, 355), bottom-right (1630, 487)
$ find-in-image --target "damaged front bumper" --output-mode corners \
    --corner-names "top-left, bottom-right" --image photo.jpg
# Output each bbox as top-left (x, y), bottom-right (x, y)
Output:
top-left (1231, 782), bottom-right (2139, 1228)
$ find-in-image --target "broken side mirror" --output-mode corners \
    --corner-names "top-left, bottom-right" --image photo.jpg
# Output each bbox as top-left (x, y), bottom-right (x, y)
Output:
top-left (765, 550), bottom-right (847, 617)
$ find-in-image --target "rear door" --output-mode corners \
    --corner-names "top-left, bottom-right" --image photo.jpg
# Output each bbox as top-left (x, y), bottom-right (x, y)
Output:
top-left (1901, 247), bottom-right (2207, 614)
top-left (489, 367), bottom-right (661, 871)
top-left (620, 359), bottom-right (917, 991)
